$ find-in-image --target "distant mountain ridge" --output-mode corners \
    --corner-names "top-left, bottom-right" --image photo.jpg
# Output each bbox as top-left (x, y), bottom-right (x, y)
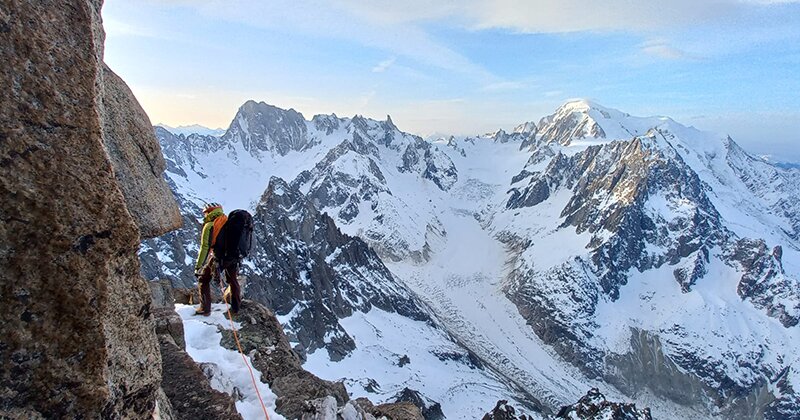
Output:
top-left (143, 98), bottom-right (800, 419)
top-left (156, 123), bottom-right (225, 137)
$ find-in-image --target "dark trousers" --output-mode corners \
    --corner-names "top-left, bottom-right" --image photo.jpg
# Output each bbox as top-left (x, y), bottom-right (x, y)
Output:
top-left (198, 258), bottom-right (241, 313)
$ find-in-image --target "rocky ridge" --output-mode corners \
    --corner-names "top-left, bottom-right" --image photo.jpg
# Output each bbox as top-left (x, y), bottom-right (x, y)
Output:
top-left (151, 279), bottom-right (425, 419)
top-left (242, 177), bottom-right (431, 360)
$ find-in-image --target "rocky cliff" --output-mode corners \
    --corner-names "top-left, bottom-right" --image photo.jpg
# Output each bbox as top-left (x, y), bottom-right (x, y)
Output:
top-left (244, 177), bottom-right (430, 360)
top-left (0, 0), bottom-right (180, 417)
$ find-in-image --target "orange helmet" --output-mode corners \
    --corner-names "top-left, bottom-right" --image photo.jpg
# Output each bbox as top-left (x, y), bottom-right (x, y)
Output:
top-left (203, 202), bottom-right (222, 214)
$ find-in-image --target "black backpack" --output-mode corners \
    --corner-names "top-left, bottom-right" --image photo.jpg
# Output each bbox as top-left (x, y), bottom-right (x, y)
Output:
top-left (213, 209), bottom-right (254, 263)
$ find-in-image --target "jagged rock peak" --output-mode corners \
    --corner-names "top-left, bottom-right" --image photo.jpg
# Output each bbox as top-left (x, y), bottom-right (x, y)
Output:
top-left (385, 114), bottom-right (397, 130)
top-left (260, 176), bottom-right (307, 208)
top-left (225, 100), bottom-right (311, 156)
top-left (481, 400), bottom-right (532, 420)
top-left (513, 121), bottom-right (538, 135)
top-left (312, 113), bottom-right (343, 134)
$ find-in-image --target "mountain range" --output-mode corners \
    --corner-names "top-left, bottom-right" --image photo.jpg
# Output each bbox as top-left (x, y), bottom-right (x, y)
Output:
top-left (141, 98), bottom-right (800, 419)
top-left (155, 123), bottom-right (226, 137)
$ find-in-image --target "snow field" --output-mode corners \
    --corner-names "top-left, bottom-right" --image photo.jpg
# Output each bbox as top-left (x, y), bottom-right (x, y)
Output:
top-left (304, 307), bottom-right (539, 419)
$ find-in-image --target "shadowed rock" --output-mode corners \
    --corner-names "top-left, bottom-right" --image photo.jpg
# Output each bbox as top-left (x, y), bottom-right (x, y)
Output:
top-left (158, 335), bottom-right (242, 420)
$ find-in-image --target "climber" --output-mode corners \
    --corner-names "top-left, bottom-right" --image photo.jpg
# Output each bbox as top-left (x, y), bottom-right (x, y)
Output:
top-left (194, 202), bottom-right (228, 316)
top-left (211, 209), bottom-right (254, 315)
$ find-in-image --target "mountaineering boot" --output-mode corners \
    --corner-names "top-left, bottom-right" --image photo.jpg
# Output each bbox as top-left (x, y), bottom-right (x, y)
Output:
top-left (194, 306), bottom-right (210, 316)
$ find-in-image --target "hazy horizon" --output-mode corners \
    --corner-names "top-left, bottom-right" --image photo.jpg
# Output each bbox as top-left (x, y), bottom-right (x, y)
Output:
top-left (103, 0), bottom-right (800, 161)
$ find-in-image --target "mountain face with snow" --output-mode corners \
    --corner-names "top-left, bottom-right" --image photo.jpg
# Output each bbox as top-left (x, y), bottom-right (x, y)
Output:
top-left (493, 100), bottom-right (800, 418)
top-left (242, 176), bottom-right (430, 361)
top-left (141, 98), bottom-right (800, 419)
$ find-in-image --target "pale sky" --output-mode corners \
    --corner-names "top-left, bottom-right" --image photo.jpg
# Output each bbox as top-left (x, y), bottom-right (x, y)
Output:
top-left (103, 0), bottom-right (800, 161)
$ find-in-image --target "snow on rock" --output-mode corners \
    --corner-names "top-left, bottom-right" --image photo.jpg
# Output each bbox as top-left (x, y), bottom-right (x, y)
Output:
top-left (176, 303), bottom-right (285, 420)
top-left (555, 388), bottom-right (652, 420)
top-left (243, 177), bottom-right (429, 361)
top-left (495, 101), bottom-right (800, 418)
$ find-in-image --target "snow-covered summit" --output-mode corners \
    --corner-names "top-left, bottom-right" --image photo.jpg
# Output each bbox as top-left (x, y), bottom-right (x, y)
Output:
top-left (536, 99), bottom-right (672, 147)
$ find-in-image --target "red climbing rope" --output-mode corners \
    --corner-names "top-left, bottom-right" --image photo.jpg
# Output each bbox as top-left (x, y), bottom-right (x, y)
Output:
top-left (220, 276), bottom-right (270, 420)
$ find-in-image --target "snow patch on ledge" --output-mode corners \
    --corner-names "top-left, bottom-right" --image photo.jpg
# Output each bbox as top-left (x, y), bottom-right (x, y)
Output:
top-left (176, 303), bottom-right (286, 420)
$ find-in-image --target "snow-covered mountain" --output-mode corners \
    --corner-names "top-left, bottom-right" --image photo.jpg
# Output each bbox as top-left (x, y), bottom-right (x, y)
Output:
top-left (156, 123), bottom-right (225, 137)
top-left (141, 98), bottom-right (800, 419)
top-left (493, 100), bottom-right (800, 418)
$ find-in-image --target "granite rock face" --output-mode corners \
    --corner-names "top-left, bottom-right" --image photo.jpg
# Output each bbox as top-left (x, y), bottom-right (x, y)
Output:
top-left (0, 0), bottom-right (179, 417)
top-left (99, 64), bottom-right (182, 238)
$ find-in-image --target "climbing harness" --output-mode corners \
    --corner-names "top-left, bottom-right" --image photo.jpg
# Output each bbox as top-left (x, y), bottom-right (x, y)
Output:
top-left (219, 268), bottom-right (270, 420)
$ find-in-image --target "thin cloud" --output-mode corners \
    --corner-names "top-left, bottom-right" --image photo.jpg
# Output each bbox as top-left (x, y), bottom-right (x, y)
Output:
top-left (335, 0), bottom-right (796, 34)
top-left (372, 57), bottom-right (396, 73)
top-left (358, 90), bottom-right (377, 108)
top-left (182, 0), bottom-right (494, 80)
top-left (641, 39), bottom-right (703, 60)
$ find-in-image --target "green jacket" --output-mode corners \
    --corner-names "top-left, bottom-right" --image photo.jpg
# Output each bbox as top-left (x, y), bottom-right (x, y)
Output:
top-left (195, 207), bottom-right (225, 271)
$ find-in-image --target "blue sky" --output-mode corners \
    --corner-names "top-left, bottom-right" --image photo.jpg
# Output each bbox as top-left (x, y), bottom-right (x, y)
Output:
top-left (103, 0), bottom-right (800, 160)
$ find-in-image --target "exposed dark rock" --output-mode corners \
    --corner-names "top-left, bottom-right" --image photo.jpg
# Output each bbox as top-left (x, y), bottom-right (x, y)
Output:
top-left (764, 367), bottom-right (800, 419)
top-left (398, 138), bottom-right (458, 191)
top-left (481, 400), bottom-right (531, 420)
top-left (725, 238), bottom-right (799, 327)
top-left (555, 388), bottom-right (651, 420)
top-left (503, 133), bottom-right (729, 381)
top-left (158, 335), bottom-right (242, 420)
top-left (391, 388), bottom-right (445, 420)
top-left (224, 100), bottom-right (313, 156)
top-left (499, 120), bottom-right (800, 417)
top-left (242, 177), bottom-right (429, 360)
top-left (484, 390), bottom-right (651, 420)
top-left (431, 349), bottom-right (483, 369)
top-left (604, 328), bottom-right (719, 408)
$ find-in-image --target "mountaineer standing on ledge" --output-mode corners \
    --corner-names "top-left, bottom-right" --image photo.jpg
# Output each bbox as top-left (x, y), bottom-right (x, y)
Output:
top-left (194, 202), bottom-right (253, 316)
top-left (194, 203), bottom-right (227, 316)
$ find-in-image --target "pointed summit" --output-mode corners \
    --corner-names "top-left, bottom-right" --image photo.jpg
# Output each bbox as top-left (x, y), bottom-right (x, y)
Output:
top-left (224, 100), bottom-right (310, 156)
